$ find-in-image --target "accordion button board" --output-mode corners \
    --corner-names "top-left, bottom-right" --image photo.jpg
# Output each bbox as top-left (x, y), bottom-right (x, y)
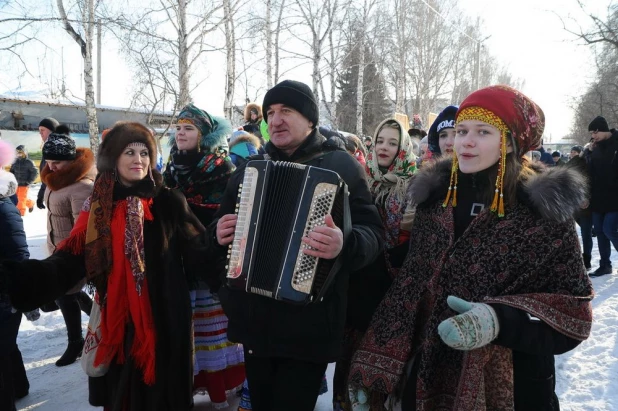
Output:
top-left (225, 160), bottom-right (347, 304)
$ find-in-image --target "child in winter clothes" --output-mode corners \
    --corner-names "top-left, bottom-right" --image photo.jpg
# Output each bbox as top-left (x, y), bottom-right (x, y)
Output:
top-left (9, 145), bottom-right (38, 216)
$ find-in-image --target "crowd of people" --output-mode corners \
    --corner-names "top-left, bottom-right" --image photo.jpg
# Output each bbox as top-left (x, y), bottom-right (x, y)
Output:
top-left (0, 79), bottom-right (614, 411)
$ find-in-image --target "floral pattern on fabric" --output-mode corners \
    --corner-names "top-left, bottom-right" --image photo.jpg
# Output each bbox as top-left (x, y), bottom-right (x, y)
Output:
top-left (365, 118), bottom-right (417, 248)
top-left (348, 198), bottom-right (593, 410)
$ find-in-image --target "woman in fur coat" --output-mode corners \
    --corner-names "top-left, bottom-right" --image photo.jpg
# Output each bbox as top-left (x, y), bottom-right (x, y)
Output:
top-left (41, 133), bottom-right (95, 366)
top-left (163, 104), bottom-right (245, 409)
top-left (332, 118), bottom-right (417, 411)
top-left (1, 122), bottom-right (219, 410)
top-left (348, 85), bottom-right (594, 410)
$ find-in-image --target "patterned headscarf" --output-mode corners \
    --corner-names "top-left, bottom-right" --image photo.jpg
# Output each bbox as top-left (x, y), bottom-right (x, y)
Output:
top-left (165, 104), bottom-right (234, 211)
top-left (366, 118), bottom-right (417, 248)
top-left (443, 85), bottom-right (545, 217)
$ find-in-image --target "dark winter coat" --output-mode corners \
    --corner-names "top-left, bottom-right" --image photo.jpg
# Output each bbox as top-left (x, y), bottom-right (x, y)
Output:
top-left (566, 154), bottom-right (592, 219)
top-left (9, 158), bottom-right (38, 186)
top-left (589, 130), bottom-right (618, 213)
top-left (37, 153), bottom-right (46, 204)
top-left (210, 129), bottom-right (383, 363)
top-left (2, 187), bottom-right (212, 411)
top-left (538, 147), bottom-right (555, 167)
top-left (0, 196), bottom-right (29, 352)
top-left (370, 159), bottom-right (592, 410)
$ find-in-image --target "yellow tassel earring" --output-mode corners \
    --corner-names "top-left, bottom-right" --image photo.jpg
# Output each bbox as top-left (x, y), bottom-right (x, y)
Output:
top-left (442, 153), bottom-right (459, 208)
top-left (490, 131), bottom-right (508, 217)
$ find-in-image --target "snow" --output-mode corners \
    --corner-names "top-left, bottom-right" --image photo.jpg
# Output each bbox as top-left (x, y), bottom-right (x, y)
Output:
top-left (14, 184), bottom-right (618, 410)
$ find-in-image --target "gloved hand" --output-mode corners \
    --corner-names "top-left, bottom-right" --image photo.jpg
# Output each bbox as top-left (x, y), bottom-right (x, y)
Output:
top-left (36, 198), bottom-right (45, 209)
top-left (438, 296), bottom-right (500, 350)
top-left (348, 386), bottom-right (371, 411)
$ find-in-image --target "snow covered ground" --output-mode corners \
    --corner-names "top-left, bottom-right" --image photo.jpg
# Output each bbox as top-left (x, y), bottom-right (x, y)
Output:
top-left (14, 184), bottom-right (618, 410)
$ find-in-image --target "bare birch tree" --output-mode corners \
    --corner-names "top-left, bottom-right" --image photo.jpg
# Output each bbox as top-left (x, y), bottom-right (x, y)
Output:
top-left (57, 0), bottom-right (99, 154)
top-left (223, 0), bottom-right (236, 119)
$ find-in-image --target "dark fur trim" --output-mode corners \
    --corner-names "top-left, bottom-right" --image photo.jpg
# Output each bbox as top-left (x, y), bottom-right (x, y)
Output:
top-left (407, 157), bottom-right (453, 206)
top-left (523, 166), bottom-right (588, 222)
top-left (229, 133), bottom-right (261, 150)
top-left (408, 157), bottom-right (588, 222)
top-left (244, 103), bottom-right (263, 122)
top-left (41, 148), bottom-right (96, 191)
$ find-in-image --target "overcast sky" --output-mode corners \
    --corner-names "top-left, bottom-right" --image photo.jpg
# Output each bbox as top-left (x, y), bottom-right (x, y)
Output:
top-left (1, 0), bottom-right (609, 141)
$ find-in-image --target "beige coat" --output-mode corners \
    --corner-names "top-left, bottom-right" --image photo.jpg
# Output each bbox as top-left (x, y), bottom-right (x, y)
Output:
top-left (41, 148), bottom-right (96, 255)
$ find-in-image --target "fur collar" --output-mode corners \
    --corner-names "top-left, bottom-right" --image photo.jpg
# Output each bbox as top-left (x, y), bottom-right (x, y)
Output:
top-left (408, 157), bottom-right (588, 222)
top-left (42, 148), bottom-right (96, 191)
top-left (230, 133), bottom-right (261, 149)
top-left (244, 103), bottom-right (263, 123)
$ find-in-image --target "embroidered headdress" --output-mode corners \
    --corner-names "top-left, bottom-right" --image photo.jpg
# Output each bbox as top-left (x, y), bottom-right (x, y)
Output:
top-left (443, 85), bottom-right (545, 217)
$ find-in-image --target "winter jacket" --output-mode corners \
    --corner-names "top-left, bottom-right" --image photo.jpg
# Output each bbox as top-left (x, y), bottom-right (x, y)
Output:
top-left (210, 129), bottom-right (383, 363)
top-left (9, 158), bottom-right (38, 186)
top-left (566, 154), bottom-right (592, 219)
top-left (352, 159), bottom-right (593, 410)
top-left (0, 195), bottom-right (29, 350)
top-left (41, 148), bottom-right (96, 254)
top-left (589, 130), bottom-right (618, 213)
top-left (228, 133), bottom-right (260, 167)
top-left (2, 186), bottom-right (211, 411)
top-left (37, 153), bottom-right (46, 205)
top-left (538, 147), bottom-right (554, 167)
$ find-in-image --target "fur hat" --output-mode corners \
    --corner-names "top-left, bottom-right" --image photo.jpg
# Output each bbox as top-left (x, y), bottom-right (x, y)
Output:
top-left (97, 122), bottom-right (157, 173)
top-left (428, 105), bottom-right (458, 155)
top-left (0, 140), bottom-right (16, 167)
top-left (588, 116), bottom-right (609, 132)
top-left (42, 133), bottom-right (77, 161)
top-left (244, 103), bottom-right (263, 122)
top-left (571, 145), bottom-right (583, 154)
top-left (173, 104), bottom-right (231, 153)
top-left (38, 117), bottom-right (59, 132)
top-left (262, 80), bottom-right (319, 127)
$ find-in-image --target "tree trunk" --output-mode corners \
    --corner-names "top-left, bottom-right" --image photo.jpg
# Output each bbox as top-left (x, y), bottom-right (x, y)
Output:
top-left (274, 0), bottom-right (286, 84)
top-left (178, 0), bottom-right (191, 108)
top-left (265, 0), bottom-right (273, 89)
top-left (312, 37), bottom-right (320, 99)
top-left (328, 25), bottom-right (337, 129)
top-left (356, 38), bottom-right (365, 136)
top-left (223, 0), bottom-right (235, 120)
top-left (57, 0), bottom-right (100, 155)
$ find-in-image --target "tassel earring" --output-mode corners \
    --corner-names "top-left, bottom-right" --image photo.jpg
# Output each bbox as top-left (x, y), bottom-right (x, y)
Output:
top-left (443, 153), bottom-right (459, 208)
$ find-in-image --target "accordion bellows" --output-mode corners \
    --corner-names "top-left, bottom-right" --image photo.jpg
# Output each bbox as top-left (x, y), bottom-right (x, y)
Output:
top-left (226, 160), bottom-right (349, 304)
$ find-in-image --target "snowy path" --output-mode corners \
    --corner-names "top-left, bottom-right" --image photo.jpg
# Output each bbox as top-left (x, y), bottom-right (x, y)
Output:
top-left (14, 185), bottom-right (617, 410)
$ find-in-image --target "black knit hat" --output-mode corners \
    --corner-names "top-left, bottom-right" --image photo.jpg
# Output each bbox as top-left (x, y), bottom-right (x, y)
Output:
top-left (428, 105), bottom-right (458, 154)
top-left (588, 116), bottom-right (610, 132)
top-left (97, 122), bottom-right (157, 173)
top-left (262, 80), bottom-right (319, 127)
top-left (42, 133), bottom-right (76, 161)
top-left (38, 117), bottom-right (59, 132)
top-left (552, 151), bottom-right (561, 158)
top-left (15, 145), bottom-right (26, 155)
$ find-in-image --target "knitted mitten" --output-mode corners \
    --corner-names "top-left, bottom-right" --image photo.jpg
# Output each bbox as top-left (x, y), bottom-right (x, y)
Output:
top-left (438, 296), bottom-right (500, 350)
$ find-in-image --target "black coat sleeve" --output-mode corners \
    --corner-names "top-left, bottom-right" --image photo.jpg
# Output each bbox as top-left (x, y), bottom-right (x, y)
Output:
top-left (2, 250), bottom-right (86, 312)
top-left (327, 152), bottom-right (383, 272)
top-left (27, 160), bottom-right (38, 185)
top-left (0, 201), bottom-right (30, 263)
top-left (490, 303), bottom-right (581, 355)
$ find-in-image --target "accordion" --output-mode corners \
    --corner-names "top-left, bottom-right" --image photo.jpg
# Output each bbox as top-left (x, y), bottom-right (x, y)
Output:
top-left (226, 160), bottom-right (350, 304)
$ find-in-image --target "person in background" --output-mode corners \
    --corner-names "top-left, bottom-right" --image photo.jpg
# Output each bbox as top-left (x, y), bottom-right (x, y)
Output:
top-left (566, 145), bottom-right (594, 270)
top-left (229, 130), bottom-right (261, 167)
top-left (333, 118), bottom-right (417, 410)
top-left (41, 133), bottom-right (95, 366)
top-left (538, 142), bottom-right (554, 167)
top-left (36, 117), bottom-right (59, 210)
top-left (9, 146), bottom-right (38, 216)
top-left (427, 105), bottom-right (458, 159)
top-left (569, 145), bottom-right (583, 160)
top-left (587, 115), bottom-right (618, 277)
top-left (243, 103), bottom-right (264, 139)
top-left (552, 151), bottom-right (566, 166)
top-left (0, 140), bottom-right (31, 411)
top-left (363, 135), bottom-right (373, 152)
top-left (419, 136), bottom-right (429, 164)
top-left (347, 135), bottom-right (367, 167)
top-left (163, 104), bottom-right (244, 408)
top-left (349, 85), bottom-right (593, 411)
